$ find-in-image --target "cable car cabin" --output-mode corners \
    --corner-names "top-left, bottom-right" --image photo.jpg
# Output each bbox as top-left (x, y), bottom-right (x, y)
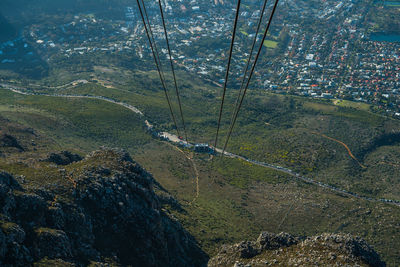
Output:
top-left (158, 133), bottom-right (169, 141)
top-left (194, 143), bottom-right (215, 154)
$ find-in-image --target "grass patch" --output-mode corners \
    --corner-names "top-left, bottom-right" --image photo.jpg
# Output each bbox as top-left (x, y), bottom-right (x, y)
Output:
top-left (240, 30), bottom-right (248, 36)
top-left (212, 157), bottom-right (291, 189)
top-left (263, 40), bottom-right (278, 49)
top-left (0, 89), bottom-right (151, 151)
top-left (333, 99), bottom-right (371, 111)
top-left (303, 101), bottom-right (337, 112)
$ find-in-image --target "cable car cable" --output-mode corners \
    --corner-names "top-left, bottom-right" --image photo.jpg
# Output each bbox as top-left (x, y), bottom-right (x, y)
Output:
top-left (141, 0), bottom-right (168, 87)
top-left (158, 0), bottom-right (189, 143)
top-left (230, 0), bottom-right (269, 128)
top-left (222, 0), bottom-right (280, 154)
top-left (136, 0), bottom-right (181, 137)
top-left (214, 0), bottom-right (242, 150)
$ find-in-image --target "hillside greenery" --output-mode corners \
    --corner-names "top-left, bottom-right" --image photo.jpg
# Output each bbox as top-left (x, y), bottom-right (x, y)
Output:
top-left (19, 68), bottom-right (400, 202)
top-left (1, 71), bottom-right (400, 265)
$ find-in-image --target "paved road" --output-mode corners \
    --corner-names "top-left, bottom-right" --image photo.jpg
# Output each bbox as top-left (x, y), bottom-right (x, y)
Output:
top-left (5, 80), bottom-right (90, 90)
top-left (1, 84), bottom-right (143, 116)
top-left (1, 84), bottom-right (399, 208)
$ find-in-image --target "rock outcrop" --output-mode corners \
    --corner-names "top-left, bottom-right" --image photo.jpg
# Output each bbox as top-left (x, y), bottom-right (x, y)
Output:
top-left (0, 149), bottom-right (208, 267)
top-left (45, 151), bottom-right (83, 165)
top-left (0, 134), bottom-right (24, 151)
top-left (208, 232), bottom-right (385, 267)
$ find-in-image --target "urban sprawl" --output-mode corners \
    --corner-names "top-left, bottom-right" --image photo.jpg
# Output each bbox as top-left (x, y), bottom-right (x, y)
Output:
top-left (1, 0), bottom-right (399, 115)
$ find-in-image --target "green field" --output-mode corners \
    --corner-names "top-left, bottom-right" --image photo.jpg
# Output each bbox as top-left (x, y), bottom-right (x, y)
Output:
top-left (263, 39), bottom-right (278, 49)
top-left (333, 99), bottom-right (372, 111)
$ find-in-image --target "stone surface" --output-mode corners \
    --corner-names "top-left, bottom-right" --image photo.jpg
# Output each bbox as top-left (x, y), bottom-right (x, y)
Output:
top-left (0, 148), bottom-right (208, 267)
top-left (208, 232), bottom-right (385, 267)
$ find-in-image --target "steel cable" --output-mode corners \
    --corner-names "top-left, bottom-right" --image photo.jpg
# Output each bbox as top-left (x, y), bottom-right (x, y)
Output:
top-left (136, 0), bottom-right (181, 137)
top-left (222, 0), bottom-right (280, 154)
top-left (229, 0), bottom-right (269, 130)
top-left (158, 0), bottom-right (189, 143)
top-left (214, 0), bottom-right (242, 149)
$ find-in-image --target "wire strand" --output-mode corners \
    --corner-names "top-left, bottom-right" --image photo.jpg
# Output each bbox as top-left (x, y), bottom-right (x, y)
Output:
top-left (158, 0), bottom-right (189, 144)
top-left (136, 0), bottom-right (181, 137)
top-left (230, 0), bottom-right (269, 129)
top-left (214, 0), bottom-right (242, 149)
top-left (222, 0), bottom-right (280, 154)
top-left (141, 0), bottom-right (168, 86)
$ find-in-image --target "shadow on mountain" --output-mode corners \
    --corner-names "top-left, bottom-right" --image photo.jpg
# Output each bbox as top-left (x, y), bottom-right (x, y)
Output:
top-left (360, 132), bottom-right (400, 159)
top-left (0, 13), bottom-right (17, 43)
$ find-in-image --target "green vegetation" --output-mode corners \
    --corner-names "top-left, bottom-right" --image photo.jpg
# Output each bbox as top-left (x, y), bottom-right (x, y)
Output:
top-left (1, 71), bottom-right (400, 265)
top-left (3, 70), bottom-right (400, 202)
top-left (263, 40), bottom-right (278, 49)
top-left (367, 0), bottom-right (400, 34)
top-left (212, 157), bottom-right (290, 189)
top-left (0, 89), bottom-right (151, 151)
top-left (332, 99), bottom-right (372, 111)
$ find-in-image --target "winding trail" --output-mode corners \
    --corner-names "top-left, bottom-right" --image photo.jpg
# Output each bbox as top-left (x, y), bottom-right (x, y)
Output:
top-left (1, 84), bottom-right (399, 208)
top-left (312, 131), bottom-right (367, 168)
top-left (188, 154), bottom-right (200, 203)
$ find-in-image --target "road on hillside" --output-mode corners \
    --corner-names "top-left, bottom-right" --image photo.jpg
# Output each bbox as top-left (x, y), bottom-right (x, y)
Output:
top-left (0, 84), bottom-right (143, 116)
top-left (1, 84), bottom-right (399, 208)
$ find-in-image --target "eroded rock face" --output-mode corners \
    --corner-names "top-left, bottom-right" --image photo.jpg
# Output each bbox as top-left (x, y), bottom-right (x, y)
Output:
top-left (208, 232), bottom-right (385, 267)
top-left (0, 148), bottom-right (208, 267)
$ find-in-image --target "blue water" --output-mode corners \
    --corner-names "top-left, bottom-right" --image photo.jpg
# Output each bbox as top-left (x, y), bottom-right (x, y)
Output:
top-left (370, 33), bottom-right (400, 42)
top-left (384, 1), bottom-right (400, 6)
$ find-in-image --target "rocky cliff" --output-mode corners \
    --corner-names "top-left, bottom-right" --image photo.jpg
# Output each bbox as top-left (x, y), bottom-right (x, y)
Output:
top-left (0, 148), bottom-right (208, 266)
top-left (208, 232), bottom-right (385, 267)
